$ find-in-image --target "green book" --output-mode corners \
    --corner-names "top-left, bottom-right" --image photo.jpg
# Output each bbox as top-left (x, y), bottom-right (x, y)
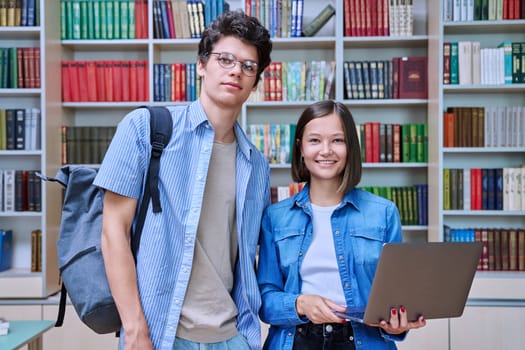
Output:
top-left (112, 0), bottom-right (120, 39)
top-left (450, 42), bottom-right (459, 84)
top-left (401, 124), bottom-right (410, 162)
top-left (100, 0), bottom-right (107, 39)
top-left (80, 0), bottom-right (88, 39)
top-left (93, 1), bottom-right (101, 39)
top-left (60, 0), bottom-right (67, 39)
top-left (120, 0), bottom-right (129, 39)
top-left (72, 1), bottom-right (81, 40)
top-left (302, 4), bottom-right (335, 37)
top-left (9, 47), bottom-right (17, 88)
top-left (87, 0), bottom-right (95, 39)
top-left (127, 0), bottom-right (135, 39)
top-left (106, 0), bottom-right (114, 40)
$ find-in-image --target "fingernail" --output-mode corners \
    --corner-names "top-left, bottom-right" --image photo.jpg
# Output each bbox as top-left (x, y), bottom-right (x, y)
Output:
top-left (341, 319), bottom-right (347, 324)
top-left (391, 309), bottom-right (397, 316)
top-left (400, 306), bottom-right (406, 313)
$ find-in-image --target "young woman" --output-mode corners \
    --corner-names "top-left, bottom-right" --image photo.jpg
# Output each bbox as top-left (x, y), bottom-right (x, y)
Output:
top-left (257, 100), bottom-right (426, 350)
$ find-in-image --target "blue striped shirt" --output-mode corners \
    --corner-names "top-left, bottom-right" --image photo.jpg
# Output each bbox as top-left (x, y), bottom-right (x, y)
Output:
top-left (94, 100), bottom-right (270, 350)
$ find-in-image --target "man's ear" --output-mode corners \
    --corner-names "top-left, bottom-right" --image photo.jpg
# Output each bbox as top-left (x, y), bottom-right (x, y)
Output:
top-left (197, 60), bottom-right (206, 77)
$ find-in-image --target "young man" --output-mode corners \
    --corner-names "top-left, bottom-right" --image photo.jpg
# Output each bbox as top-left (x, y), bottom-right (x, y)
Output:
top-left (94, 11), bottom-right (272, 350)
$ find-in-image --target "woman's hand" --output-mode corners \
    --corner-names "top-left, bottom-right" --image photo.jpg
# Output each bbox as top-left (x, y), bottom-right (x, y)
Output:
top-left (371, 306), bottom-right (426, 334)
top-left (295, 294), bottom-right (347, 324)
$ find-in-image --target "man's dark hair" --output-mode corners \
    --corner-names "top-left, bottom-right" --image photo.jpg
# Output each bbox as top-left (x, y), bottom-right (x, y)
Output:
top-left (198, 10), bottom-right (272, 86)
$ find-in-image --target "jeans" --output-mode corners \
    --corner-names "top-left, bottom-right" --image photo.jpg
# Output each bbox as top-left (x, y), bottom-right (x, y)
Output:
top-left (293, 322), bottom-right (357, 350)
top-left (172, 334), bottom-right (250, 350)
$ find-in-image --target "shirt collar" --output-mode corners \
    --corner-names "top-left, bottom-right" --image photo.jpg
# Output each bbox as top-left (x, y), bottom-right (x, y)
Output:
top-left (294, 184), bottom-right (361, 212)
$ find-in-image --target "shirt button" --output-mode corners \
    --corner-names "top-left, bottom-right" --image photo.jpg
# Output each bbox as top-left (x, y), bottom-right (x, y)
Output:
top-left (192, 207), bottom-right (198, 213)
top-left (335, 230), bottom-right (340, 235)
top-left (345, 282), bottom-right (349, 288)
top-left (357, 340), bottom-right (362, 345)
top-left (339, 255), bottom-right (344, 260)
top-left (288, 332), bottom-right (293, 336)
top-left (175, 299), bottom-right (180, 305)
top-left (197, 175), bottom-right (202, 181)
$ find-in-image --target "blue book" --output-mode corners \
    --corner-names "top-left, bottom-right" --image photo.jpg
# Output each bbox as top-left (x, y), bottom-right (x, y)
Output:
top-left (0, 229), bottom-right (13, 272)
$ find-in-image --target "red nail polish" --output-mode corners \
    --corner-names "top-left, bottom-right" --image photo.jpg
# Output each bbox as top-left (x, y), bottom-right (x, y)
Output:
top-left (400, 306), bottom-right (406, 313)
top-left (341, 319), bottom-right (347, 324)
top-left (391, 309), bottom-right (397, 316)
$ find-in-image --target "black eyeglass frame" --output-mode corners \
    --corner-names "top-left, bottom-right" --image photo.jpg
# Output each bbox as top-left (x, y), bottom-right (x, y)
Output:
top-left (208, 52), bottom-right (259, 77)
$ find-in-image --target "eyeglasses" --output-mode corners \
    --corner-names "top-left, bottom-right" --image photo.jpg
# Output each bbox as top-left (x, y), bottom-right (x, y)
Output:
top-left (209, 52), bottom-right (259, 77)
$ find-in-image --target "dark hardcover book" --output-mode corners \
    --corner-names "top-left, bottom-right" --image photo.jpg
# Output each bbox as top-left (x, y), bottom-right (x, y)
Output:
top-left (443, 42), bottom-right (451, 84)
top-left (398, 56), bottom-right (428, 99)
top-left (5, 109), bottom-right (16, 150)
top-left (14, 108), bottom-right (24, 150)
top-left (343, 61), bottom-right (352, 99)
top-left (369, 61), bottom-right (379, 99)
top-left (361, 61), bottom-right (371, 99)
top-left (385, 123), bottom-right (393, 162)
top-left (518, 229), bottom-right (525, 271)
top-left (391, 57), bottom-right (400, 99)
top-left (377, 60), bottom-right (385, 99)
top-left (14, 169), bottom-right (28, 211)
top-left (302, 3), bottom-right (335, 37)
top-left (495, 167), bottom-right (503, 210)
top-left (450, 42), bottom-right (459, 84)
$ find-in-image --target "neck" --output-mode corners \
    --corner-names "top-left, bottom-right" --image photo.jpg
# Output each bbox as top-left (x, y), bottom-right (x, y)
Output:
top-left (308, 180), bottom-right (344, 206)
top-left (199, 99), bottom-right (240, 143)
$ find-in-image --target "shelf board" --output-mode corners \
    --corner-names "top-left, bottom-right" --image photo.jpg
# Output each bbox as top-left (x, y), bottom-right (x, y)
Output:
top-left (343, 99), bottom-right (428, 106)
top-left (62, 39), bottom-right (149, 51)
top-left (0, 27), bottom-right (40, 39)
top-left (469, 272), bottom-right (525, 300)
top-left (343, 35), bottom-right (429, 48)
top-left (444, 147), bottom-right (525, 153)
top-left (444, 210), bottom-right (525, 216)
top-left (443, 84), bottom-right (525, 93)
top-left (0, 211), bottom-right (42, 217)
top-left (443, 20), bottom-right (525, 34)
top-left (0, 88), bottom-right (41, 96)
top-left (0, 150), bottom-right (42, 156)
top-left (271, 37), bottom-right (336, 49)
top-left (62, 101), bottom-right (149, 109)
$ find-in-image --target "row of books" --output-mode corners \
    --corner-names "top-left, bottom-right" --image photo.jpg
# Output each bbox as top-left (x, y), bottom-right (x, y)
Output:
top-left (248, 60), bottom-right (336, 102)
top-left (245, 0), bottom-right (304, 38)
top-left (0, 0), bottom-right (38, 27)
top-left (153, 63), bottom-right (200, 102)
top-left (0, 108), bottom-right (41, 151)
top-left (361, 184), bottom-right (428, 226)
top-left (443, 0), bottom-right (525, 21)
top-left (247, 123), bottom-right (295, 165)
top-left (344, 0), bottom-right (414, 37)
top-left (60, 0), bottom-right (148, 40)
top-left (443, 41), bottom-right (525, 85)
top-left (443, 106), bottom-right (525, 148)
top-left (358, 122), bottom-right (428, 164)
top-left (444, 226), bottom-right (525, 272)
top-left (270, 182), bottom-right (304, 203)
top-left (0, 169), bottom-right (41, 212)
top-left (343, 56), bottom-right (428, 100)
top-left (443, 166), bottom-right (525, 211)
top-left (0, 47), bottom-right (40, 89)
top-left (61, 60), bottom-right (149, 102)
top-left (153, 0), bottom-right (227, 39)
top-left (61, 126), bottom-right (117, 165)
top-left (0, 229), bottom-right (12, 272)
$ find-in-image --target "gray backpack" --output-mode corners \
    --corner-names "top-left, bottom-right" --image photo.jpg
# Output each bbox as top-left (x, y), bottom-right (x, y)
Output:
top-left (39, 106), bottom-right (172, 334)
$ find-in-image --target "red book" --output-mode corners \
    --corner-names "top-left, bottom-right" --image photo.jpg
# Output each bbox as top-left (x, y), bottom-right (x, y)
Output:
top-left (165, 0), bottom-right (175, 38)
top-left (471, 168), bottom-right (482, 210)
top-left (170, 64), bottom-right (177, 101)
top-left (136, 60), bottom-right (146, 101)
top-left (343, 0), bottom-right (351, 36)
top-left (443, 42), bottom-right (451, 84)
top-left (76, 61), bottom-right (89, 101)
top-left (96, 61), bottom-right (106, 101)
top-left (85, 61), bottom-right (98, 102)
top-left (25, 47), bottom-right (36, 88)
top-left (398, 56), bottom-right (428, 99)
top-left (104, 61), bottom-right (114, 102)
top-left (371, 121), bottom-right (380, 162)
top-left (180, 63), bottom-right (186, 101)
top-left (364, 122), bottom-right (373, 163)
top-left (68, 61), bottom-right (81, 102)
top-left (34, 47), bottom-right (41, 88)
top-left (382, 0), bottom-right (389, 36)
top-left (443, 111), bottom-right (455, 147)
top-left (129, 61), bottom-right (138, 101)
top-left (121, 61), bottom-right (130, 101)
top-left (112, 61), bottom-right (123, 101)
top-left (61, 61), bottom-right (71, 102)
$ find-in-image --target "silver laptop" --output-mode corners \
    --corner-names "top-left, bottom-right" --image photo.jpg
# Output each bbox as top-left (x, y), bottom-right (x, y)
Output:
top-left (335, 241), bottom-right (483, 324)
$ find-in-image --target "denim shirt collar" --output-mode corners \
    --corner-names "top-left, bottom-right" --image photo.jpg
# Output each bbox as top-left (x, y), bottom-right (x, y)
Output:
top-left (293, 183), bottom-right (361, 212)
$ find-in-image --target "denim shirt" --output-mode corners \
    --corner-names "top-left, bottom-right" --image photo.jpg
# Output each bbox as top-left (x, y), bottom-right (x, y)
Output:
top-left (94, 101), bottom-right (270, 350)
top-left (257, 184), bottom-right (404, 350)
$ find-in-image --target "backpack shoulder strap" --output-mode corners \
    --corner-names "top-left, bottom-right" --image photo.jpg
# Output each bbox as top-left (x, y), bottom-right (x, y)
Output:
top-left (131, 106), bottom-right (173, 258)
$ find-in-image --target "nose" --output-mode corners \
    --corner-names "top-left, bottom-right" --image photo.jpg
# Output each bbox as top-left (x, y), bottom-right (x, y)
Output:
top-left (320, 142), bottom-right (333, 154)
top-left (229, 61), bottom-right (243, 75)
